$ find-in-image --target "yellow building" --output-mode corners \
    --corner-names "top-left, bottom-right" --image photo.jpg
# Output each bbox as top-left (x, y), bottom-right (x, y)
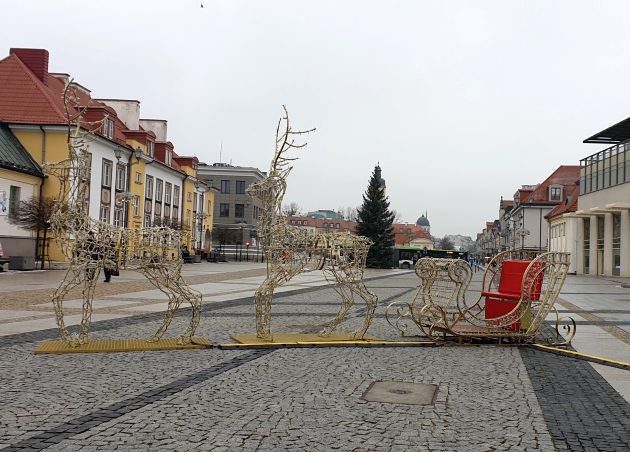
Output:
top-left (0, 124), bottom-right (45, 266)
top-left (0, 48), bottom-right (214, 263)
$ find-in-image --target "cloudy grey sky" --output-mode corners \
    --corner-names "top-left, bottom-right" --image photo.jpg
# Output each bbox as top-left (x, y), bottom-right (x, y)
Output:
top-left (2, 1), bottom-right (629, 238)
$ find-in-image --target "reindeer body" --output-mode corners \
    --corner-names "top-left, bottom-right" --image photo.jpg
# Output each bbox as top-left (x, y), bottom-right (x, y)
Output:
top-left (248, 107), bottom-right (378, 340)
top-left (46, 100), bottom-right (200, 347)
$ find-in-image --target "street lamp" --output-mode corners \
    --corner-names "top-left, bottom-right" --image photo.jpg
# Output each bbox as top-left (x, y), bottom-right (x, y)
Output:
top-left (114, 147), bottom-right (124, 162)
top-left (193, 180), bottom-right (205, 252)
top-left (517, 228), bottom-right (530, 249)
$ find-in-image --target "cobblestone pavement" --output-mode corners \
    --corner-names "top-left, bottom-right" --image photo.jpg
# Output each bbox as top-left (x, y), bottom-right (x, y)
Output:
top-left (1, 272), bottom-right (630, 450)
top-left (0, 265), bottom-right (268, 310)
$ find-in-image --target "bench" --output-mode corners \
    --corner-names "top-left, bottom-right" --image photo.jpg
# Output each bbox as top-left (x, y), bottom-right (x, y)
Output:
top-left (386, 257), bottom-right (473, 337)
top-left (432, 251), bottom-right (573, 344)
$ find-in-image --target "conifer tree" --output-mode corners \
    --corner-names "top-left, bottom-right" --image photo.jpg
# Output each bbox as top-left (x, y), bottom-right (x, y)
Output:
top-left (356, 165), bottom-right (395, 268)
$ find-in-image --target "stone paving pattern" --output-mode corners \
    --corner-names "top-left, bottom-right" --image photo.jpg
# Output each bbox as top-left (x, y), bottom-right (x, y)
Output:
top-left (1, 270), bottom-right (630, 450)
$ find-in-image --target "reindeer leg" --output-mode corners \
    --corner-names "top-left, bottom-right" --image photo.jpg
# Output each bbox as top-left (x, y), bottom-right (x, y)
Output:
top-left (76, 263), bottom-right (99, 345)
top-left (52, 265), bottom-right (87, 345)
top-left (169, 273), bottom-right (202, 344)
top-left (320, 270), bottom-right (355, 337)
top-left (255, 280), bottom-right (275, 341)
top-left (142, 266), bottom-right (182, 342)
top-left (350, 281), bottom-right (378, 340)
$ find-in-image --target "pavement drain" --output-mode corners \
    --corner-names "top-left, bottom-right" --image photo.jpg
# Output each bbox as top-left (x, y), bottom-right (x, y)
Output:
top-left (361, 381), bottom-right (437, 405)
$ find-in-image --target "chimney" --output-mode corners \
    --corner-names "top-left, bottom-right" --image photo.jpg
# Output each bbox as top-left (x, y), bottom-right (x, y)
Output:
top-left (10, 48), bottom-right (49, 85)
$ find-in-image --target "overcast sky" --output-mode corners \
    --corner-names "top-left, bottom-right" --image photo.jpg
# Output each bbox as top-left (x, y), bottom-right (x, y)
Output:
top-left (3, 1), bottom-right (630, 238)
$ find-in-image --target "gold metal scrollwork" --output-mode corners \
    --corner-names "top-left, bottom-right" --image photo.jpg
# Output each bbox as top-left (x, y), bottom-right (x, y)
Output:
top-left (247, 106), bottom-right (378, 341)
top-left (47, 82), bottom-right (202, 347)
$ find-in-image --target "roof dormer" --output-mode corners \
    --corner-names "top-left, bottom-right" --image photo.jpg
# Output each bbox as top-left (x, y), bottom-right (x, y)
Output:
top-left (549, 184), bottom-right (563, 202)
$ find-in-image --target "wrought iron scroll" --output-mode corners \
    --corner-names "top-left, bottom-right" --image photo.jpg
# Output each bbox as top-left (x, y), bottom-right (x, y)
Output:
top-left (386, 257), bottom-right (473, 337)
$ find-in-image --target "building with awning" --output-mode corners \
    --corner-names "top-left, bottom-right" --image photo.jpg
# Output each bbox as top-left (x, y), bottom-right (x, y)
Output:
top-left (567, 118), bottom-right (630, 276)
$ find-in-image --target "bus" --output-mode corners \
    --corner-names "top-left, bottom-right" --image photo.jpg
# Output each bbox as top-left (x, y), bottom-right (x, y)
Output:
top-left (394, 246), bottom-right (469, 269)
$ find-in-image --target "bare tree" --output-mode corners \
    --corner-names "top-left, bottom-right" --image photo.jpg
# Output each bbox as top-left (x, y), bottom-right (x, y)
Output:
top-left (282, 202), bottom-right (303, 216)
top-left (8, 196), bottom-right (65, 269)
top-left (337, 206), bottom-right (358, 221)
top-left (437, 237), bottom-right (455, 250)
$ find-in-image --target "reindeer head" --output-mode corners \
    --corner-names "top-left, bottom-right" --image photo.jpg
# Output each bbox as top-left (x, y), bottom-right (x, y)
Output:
top-left (247, 106), bottom-right (315, 214)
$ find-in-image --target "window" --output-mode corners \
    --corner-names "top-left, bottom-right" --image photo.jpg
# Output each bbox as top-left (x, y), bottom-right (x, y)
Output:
top-left (155, 179), bottom-right (163, 202)
top-left (207, 200), bottom-right (212, 213)
top-left (144, 213), bottom-right (151, 227)
top-left (164, 205), bottom-right (170, 220)
top-left (220, 180), bottom-right (230, 193)
top-left (133, 195), bottom-right (140, 217)
top-left (187, 191), bottom-right (193, 202)
top-left (102, 118), bottom-right (114, 139)
top-left (303, 220), bottom-right (307, 226)
top-left (147, 141), bottom-right (154, 158)
top-left (165, 150), bottom-right (172, 166)
top-left (193, 192), bottom-right (198, 211)
top-left (99, 205), bottom-right (110, 223)
top-left (549, 186), bottom-right (562, 201)
top-left (113, 207), bottom-right (124, 227)
top-left (155, 203), bottom-right (162, 216)
top-left (145, 175), bottom-right (154, 199)
top-left (235, 203), bottom-right (245, 218)
top-left (336, 223), bottom-right (340, 228)
top-left (164, 182), bottom-right (172, 204)
top-left (173, 186), bottom-right (180, 207)
top-left (135, 171), bottom-right (142, 184)
top-left (102, 159), bottom-right (113, 187)
top-left (8, 185), bottom-right (20, 218)
top-left (172, 206), bottom-right (179, 222)
top-left (220, 203), bottom-right (230, 217)
top-left (236, 180), bottom-right (246, 194)
top-left (115, 164), bottom-right (125, 191)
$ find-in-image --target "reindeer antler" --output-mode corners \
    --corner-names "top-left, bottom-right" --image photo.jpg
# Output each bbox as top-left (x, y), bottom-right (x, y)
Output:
top-left (270, 105), bottom-right (315, 176)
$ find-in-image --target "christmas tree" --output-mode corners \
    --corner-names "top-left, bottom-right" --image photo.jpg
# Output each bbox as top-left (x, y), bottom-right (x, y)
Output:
top-left (356, 165), bottom-right (395, 268)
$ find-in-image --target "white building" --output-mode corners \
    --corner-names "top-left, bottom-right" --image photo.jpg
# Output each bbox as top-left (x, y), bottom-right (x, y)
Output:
top-left (568, 119), bottom-right (630, 277)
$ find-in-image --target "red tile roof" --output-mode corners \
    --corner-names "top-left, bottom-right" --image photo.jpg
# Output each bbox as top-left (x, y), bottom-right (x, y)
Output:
top-left (391, 223), bottom-right (431, 246)
top-left (546, 184), bottom-right (579, 219)
top-left (286, 215), bottom-right (357, 233)
top-left (0, 53), bottom-right (72, 124)
top-left (524, 165), bottom-right (580, 204)
top-left (0, 48), bottom-right (188, 174)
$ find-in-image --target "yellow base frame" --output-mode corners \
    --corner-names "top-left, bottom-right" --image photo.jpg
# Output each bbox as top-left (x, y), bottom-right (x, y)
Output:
top-left (230, 332), bottom-right (380, 345)
top-left (34, 337), bottom-right (211, 355)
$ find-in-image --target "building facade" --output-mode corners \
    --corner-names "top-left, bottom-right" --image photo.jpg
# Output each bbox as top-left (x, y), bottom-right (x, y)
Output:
top-left (0, 124), bottom-right (44, 258)
top-left (0, 47), bottom-right (212, 261)
top-left (197, 162), bottom-right (265, 246)
top-left (568, 119), bottom-right (630, 277)
top-left (502, 166), bottom-right (580, 252)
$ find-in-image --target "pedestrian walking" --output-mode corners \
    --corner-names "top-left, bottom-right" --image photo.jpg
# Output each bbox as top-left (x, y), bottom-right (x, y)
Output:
top-left (102, 235), bottom-right (118, 283)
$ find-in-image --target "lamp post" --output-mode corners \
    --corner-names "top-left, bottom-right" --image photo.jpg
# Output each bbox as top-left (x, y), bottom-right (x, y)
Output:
top-left (518, 228), bottom-right (530, 249)
top-left (193, 180), bottom-right (207, 253)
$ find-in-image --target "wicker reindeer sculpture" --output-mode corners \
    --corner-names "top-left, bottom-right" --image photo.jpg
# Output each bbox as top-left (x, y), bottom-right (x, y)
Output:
top-left (46, 84), bottom-right (201, 347)
top-left (247, 106), bottom-right (378, 341)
